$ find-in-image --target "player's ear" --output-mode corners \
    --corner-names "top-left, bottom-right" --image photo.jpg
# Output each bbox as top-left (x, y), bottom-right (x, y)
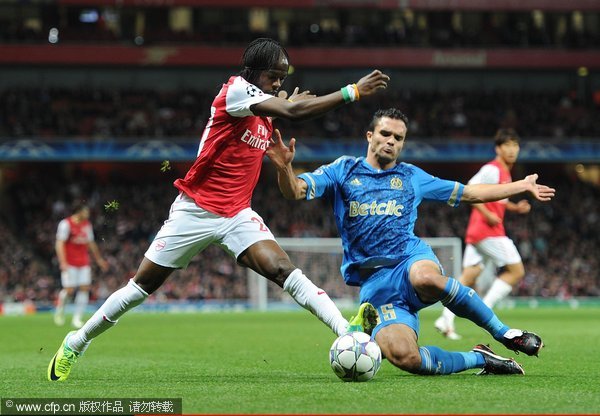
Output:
top-left (366, 131), bottom-right (373, 143)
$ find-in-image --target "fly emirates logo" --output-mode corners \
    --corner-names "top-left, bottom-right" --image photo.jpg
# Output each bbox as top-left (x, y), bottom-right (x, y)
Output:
top-left (349, 200), bottom-right (404, 217)
top-left (240, 125), bottom-right (270, 151)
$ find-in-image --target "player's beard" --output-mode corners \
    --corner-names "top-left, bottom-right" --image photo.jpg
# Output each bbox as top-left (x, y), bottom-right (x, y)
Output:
top-left (375, 152), bottom-right (396, 168)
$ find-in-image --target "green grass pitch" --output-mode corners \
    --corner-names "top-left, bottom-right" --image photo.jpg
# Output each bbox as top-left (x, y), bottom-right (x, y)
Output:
top-left (1, 307), bottom-right (599, 414)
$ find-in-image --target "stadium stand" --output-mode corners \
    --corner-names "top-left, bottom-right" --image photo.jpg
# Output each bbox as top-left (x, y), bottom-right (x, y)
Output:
top-left (0, 164), bottom-right (598, 306)
top-left (0, 0), bottom-right (598, 310)
top-left (1, 87), bottom-right (597, 140)
top-left (0, 3), bottom-right (598, 49)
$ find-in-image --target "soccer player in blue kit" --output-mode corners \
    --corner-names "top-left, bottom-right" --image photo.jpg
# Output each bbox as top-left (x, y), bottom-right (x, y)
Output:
top-left (267, 108), bottom-right (556, 375)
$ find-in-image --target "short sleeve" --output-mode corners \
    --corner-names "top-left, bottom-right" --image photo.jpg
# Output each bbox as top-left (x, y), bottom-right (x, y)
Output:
top-left (225, 77), bottom-right (275, 117)
top-left (86, 224), bottom-right (95, 242)
top-left (468, 164), bottom-right (500, 185)
top-left (298, 156), bottom-right (348, 200)
top-left (56, 220), bottom-right (70, 241)
top-left (412, 165), bottom-right (464, 207)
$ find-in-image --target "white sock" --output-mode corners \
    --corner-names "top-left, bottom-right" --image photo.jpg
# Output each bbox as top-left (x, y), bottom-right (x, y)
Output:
top-left (69, 279), bottom-right (148, 353)
top-left (283, 269), bottom-right (348, 336)
top-left (55, 288), bottom-right (69, 318)
top-left (73, 290), bottom-right (89, 322)
top-left (442, 307), bottom-right (456, 327)
top-left (482, 278), bottom-right (513, 308)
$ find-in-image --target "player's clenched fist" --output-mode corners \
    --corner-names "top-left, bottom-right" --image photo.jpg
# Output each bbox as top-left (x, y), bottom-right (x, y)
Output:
top-left (356, 70), bottom-right (390, 97)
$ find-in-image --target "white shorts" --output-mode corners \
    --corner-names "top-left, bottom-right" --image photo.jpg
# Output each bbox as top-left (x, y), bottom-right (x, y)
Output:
top-left (463, 237), bottom-right (522, 269)
top-left (61, 266), bottom-right (92, 288)
top-left (144, 193), bottom-right (276, 269)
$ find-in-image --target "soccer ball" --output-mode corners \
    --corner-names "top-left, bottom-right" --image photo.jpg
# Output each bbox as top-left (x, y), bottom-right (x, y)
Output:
top-left (329, 331), bottom-right (382, 382)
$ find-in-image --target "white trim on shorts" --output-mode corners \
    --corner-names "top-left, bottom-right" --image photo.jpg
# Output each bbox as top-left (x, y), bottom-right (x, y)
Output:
top-left (61, 266), bottom-right (92, 288)
top-left (463, 236), bottom-right (522, 269)
top-left (144, 193), bottom-right (276, 269)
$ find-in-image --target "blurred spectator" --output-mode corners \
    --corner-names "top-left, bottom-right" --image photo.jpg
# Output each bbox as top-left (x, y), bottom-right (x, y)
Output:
top-left (1, 7), bottom-right (598, 49)
top-left (0, 166), bottom-right (598, 304)
top-left (1, 87), bottom-right (598, 140)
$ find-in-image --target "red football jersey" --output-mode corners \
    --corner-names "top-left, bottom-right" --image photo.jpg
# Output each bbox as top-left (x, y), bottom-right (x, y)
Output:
top-left (465, 159), bottom-right (512, 244)
top-left (174, 76), bottom-right (274, 217)
top-left (56, 216), bottom-right (94, 267)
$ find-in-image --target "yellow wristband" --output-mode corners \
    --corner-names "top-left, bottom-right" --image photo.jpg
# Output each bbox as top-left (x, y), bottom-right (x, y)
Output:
top-left (352, 84), bottom-right (360, 101)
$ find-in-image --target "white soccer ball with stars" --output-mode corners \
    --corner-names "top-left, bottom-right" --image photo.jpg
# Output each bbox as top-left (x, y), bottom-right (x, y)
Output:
top-left (329, 331), bottom-right (382, 382)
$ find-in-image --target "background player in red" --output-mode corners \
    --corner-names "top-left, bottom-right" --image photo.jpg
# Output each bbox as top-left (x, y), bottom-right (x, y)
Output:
top-left (436, 129), bottom-right (532, 339)
top-left (54, 202), bottom-right (109, 329)
top-left (48, 37), bottom-right (390, 381)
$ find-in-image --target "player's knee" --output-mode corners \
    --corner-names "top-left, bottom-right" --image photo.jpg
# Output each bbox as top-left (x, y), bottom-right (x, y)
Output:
top-left (411, 271), bottom-right (444, 293)
top-left (459, 266), bottom-right (481, 287)
top-left (261, 257), bottom-right (296, 286)
top-left (514, 264), bottom-right (525, 280)
top-left (385, 346), bottom-right (422, 373)
top-left (504, 263), bottom-right (525, 282)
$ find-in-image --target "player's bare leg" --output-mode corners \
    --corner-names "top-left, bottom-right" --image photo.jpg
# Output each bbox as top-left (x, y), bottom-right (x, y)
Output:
top-left (375, 322), bottom-right (523, 375)
top-left (459, 265), bottom-right (483, 288)
top-left (376, 324), bottom-right (421, 373)
top-left (238, 240), bottom-right (350, 336)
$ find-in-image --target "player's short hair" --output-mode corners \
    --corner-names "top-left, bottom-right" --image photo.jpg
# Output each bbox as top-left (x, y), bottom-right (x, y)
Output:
top-left (71, 200), bottom-right (89, 214)
top-left (494, 128), bottom-right (520, 146)
top-left (239, 38), bottom-right (289, 86)
top-left (368, 108), bottom-right (409, 132)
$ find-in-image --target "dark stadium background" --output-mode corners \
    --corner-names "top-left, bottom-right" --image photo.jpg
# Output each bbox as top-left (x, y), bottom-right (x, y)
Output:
top-left (0, 0), bottom-right (599, 315)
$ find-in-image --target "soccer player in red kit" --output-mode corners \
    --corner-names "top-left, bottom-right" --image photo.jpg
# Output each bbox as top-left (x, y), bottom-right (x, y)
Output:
top-left (436, 129), bottom-right (533, 339)
top-left (54, 203), bottom-right (109, 329)
top-left (48, 38), bottom-right (389, 381)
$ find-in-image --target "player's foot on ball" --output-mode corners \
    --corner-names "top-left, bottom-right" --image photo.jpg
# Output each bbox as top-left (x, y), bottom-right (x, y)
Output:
top-left (347, 303), bottom-right (379, 336)
top-left (473, 344), bottom-right (524, 375)
top-left (501, 329), bottom-right (544, 357)
top-left (47, 331), bottom-right (79, 382)
top-left (434, 316), bottom-right (462, 340)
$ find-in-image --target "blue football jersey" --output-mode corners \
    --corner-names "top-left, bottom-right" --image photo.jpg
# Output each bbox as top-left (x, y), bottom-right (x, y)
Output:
top-left (299, 156), bottom-right (464, 286)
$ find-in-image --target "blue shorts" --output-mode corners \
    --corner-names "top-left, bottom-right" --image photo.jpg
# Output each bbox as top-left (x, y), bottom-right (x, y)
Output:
top-left (358, 244), bottom-right (442, 339)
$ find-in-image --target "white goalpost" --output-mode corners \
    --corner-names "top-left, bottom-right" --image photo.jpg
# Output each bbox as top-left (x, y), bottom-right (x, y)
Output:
top-left (247, 237), bottom-right (462, 311)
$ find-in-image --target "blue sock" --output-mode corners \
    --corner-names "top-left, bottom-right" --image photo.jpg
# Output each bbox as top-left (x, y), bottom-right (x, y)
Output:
top-left (419, 346), bottom-right (484, 375)
top-left (441, 278), bottom-right (509, 341)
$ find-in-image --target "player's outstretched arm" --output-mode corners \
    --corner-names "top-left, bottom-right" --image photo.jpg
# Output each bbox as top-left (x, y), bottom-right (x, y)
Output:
top-left (252, 70), bottom-right (390, 121)
top-left (354, 70), bottom-right (391, 97)
top-left (523, 174), bottom-right (556, 201)
top-left (278, 87), bottom-right (315, 103)
top-left (266, 129), bottom-right (307, 200)
top-left (463, 174), bottom-right (555, 204)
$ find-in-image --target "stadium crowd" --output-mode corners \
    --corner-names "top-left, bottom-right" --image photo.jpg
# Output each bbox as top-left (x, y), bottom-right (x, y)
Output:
top-left (0, 165), bottom-right (598, 307)
top-left (1, 7), bottom-right (598, 49)
top-left (1, 87), bottom-right (598, 140)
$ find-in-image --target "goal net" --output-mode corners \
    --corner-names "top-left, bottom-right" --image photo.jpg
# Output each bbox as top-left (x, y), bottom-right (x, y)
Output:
top-left (247, 237), bottom-right (462, 311)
